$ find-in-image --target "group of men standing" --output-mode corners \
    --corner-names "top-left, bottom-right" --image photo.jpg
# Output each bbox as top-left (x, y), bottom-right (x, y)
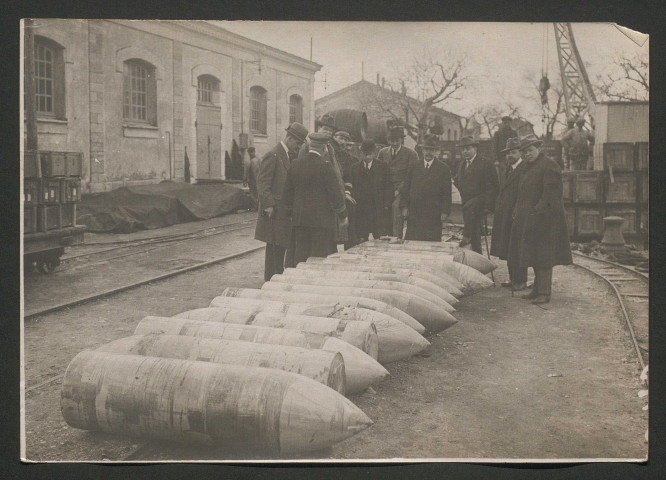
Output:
top-left (252, 113), bottom-right (572, 306)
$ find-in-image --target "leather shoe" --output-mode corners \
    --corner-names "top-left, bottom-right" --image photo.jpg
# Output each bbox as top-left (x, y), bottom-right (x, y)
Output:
top-left (511, 282), bottom-right (527, 291)
top-left (458, 236), bottom-right (471, 248)
top-left (501, 281), bottom-right (513, 288)
top-left (521, 290), bottom-right (539, 299)
top-left (531, 295), bottom-right (551, 305)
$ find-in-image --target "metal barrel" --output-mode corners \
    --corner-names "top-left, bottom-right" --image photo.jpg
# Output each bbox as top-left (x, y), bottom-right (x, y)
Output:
top-left (280, 267), bottom-right (459, 305)
top-left (134, 316), bottom-right (387, 394)
top-left (61, 350), bottom-right (372, 454)
top-left (268, 273), bottom-right (454, 312)
top-left (300, 259), bottom-right (465, 296)
top-left (211, 290), bottom-right (425, 334)
top-left (97, 334), bottom-right (347, 394)
top-left (170, 307), bottom-right (379, 360)
top-left (188, 305), bottom-right (429, 365)
top-left (258, 283), bottom-right (458, 334)
top-left (324, 109), bottom-right (368, 142)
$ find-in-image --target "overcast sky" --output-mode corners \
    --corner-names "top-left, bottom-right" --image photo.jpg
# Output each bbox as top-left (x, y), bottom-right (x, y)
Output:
top-left (217, 22), bottom-right (648, 135)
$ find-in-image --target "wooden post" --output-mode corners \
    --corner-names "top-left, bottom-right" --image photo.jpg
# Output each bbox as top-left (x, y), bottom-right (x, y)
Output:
top-left (24, 19), bottom-right (38, 152)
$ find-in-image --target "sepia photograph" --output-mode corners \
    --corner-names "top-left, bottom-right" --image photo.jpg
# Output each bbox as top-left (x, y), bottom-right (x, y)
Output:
top-left (20, 19), bottom-right (649, 463)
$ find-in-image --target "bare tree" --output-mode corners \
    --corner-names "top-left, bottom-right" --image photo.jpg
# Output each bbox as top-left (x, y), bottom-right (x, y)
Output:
top-left (521, 72), bottom-right (566, 140)
top-left (595, 52), bottom-right (649, 102)
top-left (365, 50), bottom-right (469, 143)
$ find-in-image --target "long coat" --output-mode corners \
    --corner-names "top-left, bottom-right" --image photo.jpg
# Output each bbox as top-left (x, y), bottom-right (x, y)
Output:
top-left (490, 160), bottom-right (525, 260)
top-left (454, 154), bottom-right (499, 213)
top-left (282, 150), bottom-right (347, 230)
top-left (254, 143), bottom-right (292, 247)
top-left (377, 145), bottom-right (419, 194)
top-left (508, 153), bottom-right (573, 268)
top-left (400, 159), bottom-right (452, 241)
top-left (350, 159), bottom-right (393, 237)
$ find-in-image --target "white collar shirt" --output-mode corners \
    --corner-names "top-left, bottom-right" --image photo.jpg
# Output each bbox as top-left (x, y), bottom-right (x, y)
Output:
top-left (364, 160), bottom-right (373, 170)
top-left (466, 154), bottom-right (477, 168)
top-left (280, 141), bottom-right (289, 157)
top-left (424, 159), bottom-right (434, 169)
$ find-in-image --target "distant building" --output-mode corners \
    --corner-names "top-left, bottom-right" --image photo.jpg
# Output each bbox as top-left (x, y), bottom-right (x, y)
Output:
top-left (315, 79), bottom-right (462, 148)
top-left (23, 20), bottom-right (321, 192)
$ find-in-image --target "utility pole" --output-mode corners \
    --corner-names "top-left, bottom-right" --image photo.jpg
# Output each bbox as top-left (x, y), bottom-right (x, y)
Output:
top-left (24, 18), bottom-right (38, 151)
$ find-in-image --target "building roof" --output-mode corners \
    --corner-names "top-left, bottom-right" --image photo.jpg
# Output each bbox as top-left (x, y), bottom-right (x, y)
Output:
top-left (316, 80), bottom-right (462, 120)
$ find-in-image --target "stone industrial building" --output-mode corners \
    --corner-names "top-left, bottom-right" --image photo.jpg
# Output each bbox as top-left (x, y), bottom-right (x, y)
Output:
top-left (24, 20), bottom-right (321, 192)
top-left (315, 79), bottom-right (463, 149)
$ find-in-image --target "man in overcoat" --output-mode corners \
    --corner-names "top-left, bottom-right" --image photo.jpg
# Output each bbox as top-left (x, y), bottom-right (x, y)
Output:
top-left (351, 139), bottom-right (392, 241)
top-left (454, 136), bottom-right (499, 253)
top-left (377, 127), bottom-right (419, 239)
top-left (282, 132), bottom-right (348, 265)
top-left (490, 137), bottom-right (527, 291)
top-left (508, 134), bottom-right (573, 305)
top-left (493, 116), bottom-right (517, 182)
top-left (254, 122), bottom-right (308, 281)
top-left (400, 142), bottom-right (452, 241)
top-left (333, 129), bottom-right (360, 249)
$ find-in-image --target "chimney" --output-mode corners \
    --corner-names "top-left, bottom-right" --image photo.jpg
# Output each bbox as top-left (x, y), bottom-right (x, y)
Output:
top-left (376, 73), bottom-right (380, 85)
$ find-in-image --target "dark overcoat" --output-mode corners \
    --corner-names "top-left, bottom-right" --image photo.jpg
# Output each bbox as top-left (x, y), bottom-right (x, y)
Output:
top-left (508, 153), bottom-right (573, 268)
top-left (490, 160), bottom-right (525, 259)
top-left (254, 143), bottom-right (292, 247)
top-left (454, 154), bottom-right (499, 213)
top-left (377, 145), bottom-right (419, 194)
top-left (400, 159), bottom-right (452, 241)
top-left (350, 159), bottom-right (393, 237)
top-left (282, 150), bottom-right (347, 230)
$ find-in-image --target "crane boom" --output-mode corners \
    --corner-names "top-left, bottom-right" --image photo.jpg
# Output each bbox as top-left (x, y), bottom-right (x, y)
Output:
top-left (553, 23), bottom-right (596, 127)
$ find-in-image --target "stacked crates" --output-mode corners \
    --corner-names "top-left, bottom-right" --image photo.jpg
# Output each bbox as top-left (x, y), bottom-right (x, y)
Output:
top-left (23, 150), bottom-right (82, 233)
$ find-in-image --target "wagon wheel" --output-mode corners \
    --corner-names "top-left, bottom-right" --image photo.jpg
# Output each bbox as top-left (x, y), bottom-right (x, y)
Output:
top-left (38, 257), bottom-right (60, 274)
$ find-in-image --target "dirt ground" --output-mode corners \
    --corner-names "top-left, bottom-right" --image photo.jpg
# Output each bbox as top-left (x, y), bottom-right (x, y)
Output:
top-left (22, 217), bottom-right (648, 462)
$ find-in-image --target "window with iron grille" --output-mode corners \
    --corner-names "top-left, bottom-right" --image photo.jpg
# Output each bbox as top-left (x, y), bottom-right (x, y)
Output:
top-left (123, 59), bottom-right (157, 125)
top-left (32, 37), bottom-right (65, 119)
top-left (250, 86), bottom-right (267, 134)
top-left (198, 75), bottom-right (219, 104)
top-left (289, 94), bottom-right (303, 124)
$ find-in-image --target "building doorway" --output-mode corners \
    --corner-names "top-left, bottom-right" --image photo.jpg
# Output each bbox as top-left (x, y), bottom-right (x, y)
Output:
top-left (195, 75), bottom-right (222, 179)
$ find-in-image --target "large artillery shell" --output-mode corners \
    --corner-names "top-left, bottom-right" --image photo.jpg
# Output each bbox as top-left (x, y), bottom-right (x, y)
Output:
top-left (211, 290), bottom-right (425, 334)
top-left (171, 307), bottom-right (379, 360)
top-left (301, 259), bottom-right (465, 296)
top-left (180, 306), bottom-right (427, 364)
top-left (97, 334), bottom-right (347, 394)
top-left (258, 283), bottom-right (457, 334)
top-left (61, 351), bottom-right (372, 455)
top-left (268, 274), bottom-right (454, 311)
top-left (134, 317), bottom-right (387, 393)
top-left (280, 268), bottom-right (459, 306)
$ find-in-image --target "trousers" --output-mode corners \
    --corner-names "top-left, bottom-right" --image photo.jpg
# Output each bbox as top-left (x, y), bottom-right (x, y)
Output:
top-left (462, 202), bottom-right (484, 254)
top-left (294, 227), bottom-right (333, 266)
top-left (533, 266), bottom-right (553, 296)
top-left (508, 262), bottom-right (528, 284)
top-left (392, 194), bottom-right (404, 238)
top-left (264, 244), bottom-right (286, 281)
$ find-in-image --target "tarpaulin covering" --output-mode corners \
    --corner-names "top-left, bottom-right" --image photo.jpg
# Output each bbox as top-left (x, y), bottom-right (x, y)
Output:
top-left (78, 182), bottom-right (252, 233)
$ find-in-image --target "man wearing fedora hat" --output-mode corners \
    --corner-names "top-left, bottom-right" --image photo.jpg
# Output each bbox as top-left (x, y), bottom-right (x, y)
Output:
top-left (455, 136), bottom-right (499, 253)
top-left (491, 137), bottom-right (528, 291)
top-left (508, 134), bottom-right (572, 304)
top-left (283, 132), bottom-right (348, 264)
top-left (400, 140), bottom-right (452, 241)
top-left (493, 116), bottom-right (517, 181)
top-left (378, 126), bottom-right (419, 238)
top-left (254, 122), bottom-right (308, 281)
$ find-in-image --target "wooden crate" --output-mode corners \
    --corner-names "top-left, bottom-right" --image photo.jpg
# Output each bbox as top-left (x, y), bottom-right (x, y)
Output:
top-left (60, 203), bottom-right (76, 228)
top-left (576, 207), bottom-right (603, 236)
top-left (66, 152), bottom-right (83, 177)
top-left (24, 178), bottom-right (40, 206)
top-left (39, 178), bottom-right (61, 205)
top-left (638, 171), bottom-right (648, 203)
top-left (636, 142), bottom-right (648, 171)
top-left (605, 173), bottom-right (637, 203)
top-left (562, 172), bottom-right (573, 202)
top-left (40, 151), bottom-right (68, 177)
top-left (24, 151), bottom-right (41, 178)
top-left (605, 207), bottom-right (638, 234)
top-left (603, 143), bottom-right (635, 171)
top-left (564, 205), bottom-right (576, 237)
top-left (38, 205), bottom-right (62, 231)
top-left (60, 178), bottom-right (81, 203)
top-left (573, 172), bottom-right (603, 203)
top-left (24, 206), bottom-right (37, 234)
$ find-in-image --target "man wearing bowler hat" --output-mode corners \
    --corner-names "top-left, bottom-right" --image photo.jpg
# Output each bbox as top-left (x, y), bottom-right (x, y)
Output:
top-left (454, 136), bottom-right (499, 253)
top-left (282, 132), bottom-right (348, 264)
top-left (254, 122), bottom-right (308, 281)
top-left (509, 134), bottom-right (572, 304)
top-left (400, 139), bottom-right (452, 241)
top-left (378, 126), bottom-right (419, 238)
top-left (351, 139), bottom-right (392, 241)
top-left (491, 137), bottom-right (527, 291)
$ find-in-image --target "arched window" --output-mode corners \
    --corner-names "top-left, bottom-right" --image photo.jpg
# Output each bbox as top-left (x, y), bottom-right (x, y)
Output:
top-left (33, 36), bottom-right (65, 119)
top-left (197, 74), bottom-right (220, 105)
top-left (289, 94), bottom-right (303, 124)
top-left (123, 59), bottom-right (157, 125)
top-left (250, 86), bottom-right (267, 134)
